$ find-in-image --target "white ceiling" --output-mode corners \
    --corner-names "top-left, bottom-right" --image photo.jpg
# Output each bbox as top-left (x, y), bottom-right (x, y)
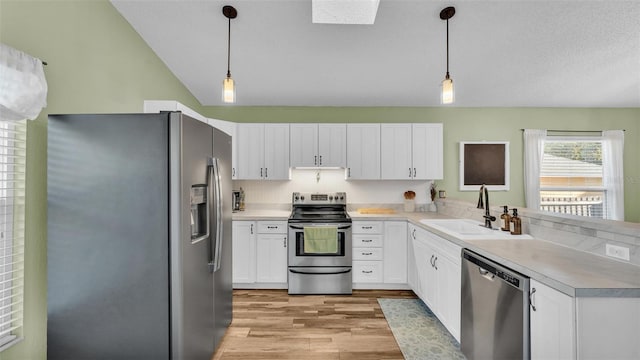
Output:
top-left (111, 0), bottom-right (640, 108)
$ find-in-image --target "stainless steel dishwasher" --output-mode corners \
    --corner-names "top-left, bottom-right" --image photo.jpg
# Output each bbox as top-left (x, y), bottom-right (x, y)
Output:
top-left (461, 249), bottom-right (530, 360)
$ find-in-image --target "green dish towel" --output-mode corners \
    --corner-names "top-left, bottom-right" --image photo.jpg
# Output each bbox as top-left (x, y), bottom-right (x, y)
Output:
top-left (303, 226), bottom-right (338, 254)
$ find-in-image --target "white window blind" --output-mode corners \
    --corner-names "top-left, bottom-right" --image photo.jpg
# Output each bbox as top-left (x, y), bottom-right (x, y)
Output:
top-left (0, 120), bottom-right (26, 350)
top-left (540, 138), bottom-right (606, 219)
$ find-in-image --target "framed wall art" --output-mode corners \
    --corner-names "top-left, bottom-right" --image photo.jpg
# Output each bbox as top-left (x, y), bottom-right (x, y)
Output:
top-left (459, 141), bottom-right (510, 191)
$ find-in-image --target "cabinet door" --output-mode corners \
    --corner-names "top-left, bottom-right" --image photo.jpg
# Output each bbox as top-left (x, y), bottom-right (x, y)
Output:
top-left (380, 124), bottom-right (412, 179)
top-left (318, 124), bottom-right (346, 168)
top-left (383, 221), bottom-right (407, 284)
top-left (346, 124), bottom-right (380, 179)
top-left (411, 232), bottom-right (432, 302)
top-left (237, 124), bottom-right (264, 180)
top-left (407, 226), bottom-right (419, 291)
top-left (290, 124), bottom-right (318, 167)
top-left (263, 124), bottom-right (290, 180)
top-left (412, 123), bottom-right (443, 180)
top-left (232, 221), bottom-right (256, 284)
top-left (256, 233), bottom-right (288, 283)
top-left (530, 279), bottom-right (575, 360)
top-left (436, 254), bottom-right (461, 342)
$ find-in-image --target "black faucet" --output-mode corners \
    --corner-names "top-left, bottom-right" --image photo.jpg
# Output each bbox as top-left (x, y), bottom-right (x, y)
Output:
top-left (477, 184), bottom-right (496, 229)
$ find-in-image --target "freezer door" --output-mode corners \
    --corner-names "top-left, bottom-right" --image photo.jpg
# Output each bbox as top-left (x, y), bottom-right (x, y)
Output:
top-left (47, 113), bottom-right (171, 359)
top-left (169, 113), bottom-right (215, 360)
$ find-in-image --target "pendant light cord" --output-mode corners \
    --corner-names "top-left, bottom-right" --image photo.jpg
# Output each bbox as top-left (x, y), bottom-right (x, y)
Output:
top-left (445, 18), bottom-right (450, 79)
top-left (227, 17), bottom-right (231, 78)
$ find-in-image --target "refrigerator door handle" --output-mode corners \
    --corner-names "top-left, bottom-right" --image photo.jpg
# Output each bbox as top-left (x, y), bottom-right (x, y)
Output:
top-left (209, 157), bottom-right (223, 273)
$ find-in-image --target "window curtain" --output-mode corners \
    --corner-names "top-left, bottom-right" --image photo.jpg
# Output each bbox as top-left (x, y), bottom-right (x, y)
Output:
top-left (602, 130), bottom-right (624, 221)
top-left (523, 129), bottom-right (547, 210)
top-left (0, 43), bottom-right (48, 121)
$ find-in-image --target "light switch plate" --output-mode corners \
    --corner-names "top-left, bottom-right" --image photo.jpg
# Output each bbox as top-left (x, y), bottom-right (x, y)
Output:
top-left (605, 244), bottom-right (630, 261)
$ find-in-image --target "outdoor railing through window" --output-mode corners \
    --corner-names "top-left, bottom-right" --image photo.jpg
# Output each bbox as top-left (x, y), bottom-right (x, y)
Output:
top-left (540, 192), bottom-right (606, 219)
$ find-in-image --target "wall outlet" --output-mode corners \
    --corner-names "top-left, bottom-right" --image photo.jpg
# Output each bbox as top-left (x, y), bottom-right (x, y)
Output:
top-left (605, 244), bottom-right (630, 261)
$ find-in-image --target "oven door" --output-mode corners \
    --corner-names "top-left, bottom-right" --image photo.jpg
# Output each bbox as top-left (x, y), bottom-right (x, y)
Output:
top-left (288, 223), bottom-right (352, 267)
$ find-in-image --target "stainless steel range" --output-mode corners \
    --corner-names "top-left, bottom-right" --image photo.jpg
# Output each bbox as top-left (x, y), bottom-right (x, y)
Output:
top-left (287, 192), bottom-right (352, 295)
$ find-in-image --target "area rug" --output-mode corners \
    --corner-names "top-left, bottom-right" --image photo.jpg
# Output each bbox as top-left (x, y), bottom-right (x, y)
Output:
top-left (378, 298), bottom-right (466, 360)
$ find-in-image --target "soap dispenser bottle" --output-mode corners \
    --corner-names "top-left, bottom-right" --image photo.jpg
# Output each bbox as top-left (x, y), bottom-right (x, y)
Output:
top-left (510, 208), bottom-right (522, 235)
top-left (500, 206), bottom-right (511, 232)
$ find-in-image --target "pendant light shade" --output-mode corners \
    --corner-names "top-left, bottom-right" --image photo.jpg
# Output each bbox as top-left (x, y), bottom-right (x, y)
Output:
top-left (440, 6), bottom-right (455, 105)
top-left (441, 75), bottom-right (453, 104)
top-left (222, 76), bottom-right (235, 103)
top-left (222, 5), bottom-right (237, 104)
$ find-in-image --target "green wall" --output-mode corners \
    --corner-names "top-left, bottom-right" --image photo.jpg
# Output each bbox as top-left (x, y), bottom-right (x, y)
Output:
top-left (205, 106), bottom-right (639, 222)
top-left (0, 1), bottom-right (204, 359)
top-left (1, 1), bottom-right (638, 359)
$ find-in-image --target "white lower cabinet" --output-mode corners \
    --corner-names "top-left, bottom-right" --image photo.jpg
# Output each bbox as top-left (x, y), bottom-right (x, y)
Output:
top-left (352, 221), bottom-right (408, 288)
top-left (352, 221), bottom-right (384, 283)
top-left (409, 223), bottom-right (462, 341)
top-left (530, 279), bottom-right (576, 360)
top-left (383, 221), bottom-right (408, 284)
top-left (232, 220), bottom-right (287, 288)
top-left (232, 221), bottom-right (256, 284)
top-left (530, 279), bottom-right (640, 360)
top-left (256, 233), bottom-right (288, 283)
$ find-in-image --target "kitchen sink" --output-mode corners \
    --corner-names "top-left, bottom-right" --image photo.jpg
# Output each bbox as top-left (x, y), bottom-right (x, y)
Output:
top-left (419, 219), bottom-right (532, 240)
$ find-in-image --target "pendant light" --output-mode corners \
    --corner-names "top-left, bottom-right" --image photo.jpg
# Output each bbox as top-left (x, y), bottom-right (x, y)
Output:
top-left (440, 6), bottom-right (455, 105)
top-left (222, 5), bottom-right (237, 104)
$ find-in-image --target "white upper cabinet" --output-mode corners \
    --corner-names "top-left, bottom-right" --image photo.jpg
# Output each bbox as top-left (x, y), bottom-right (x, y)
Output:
top-left (290, 124), bottom-right (346, 168)
top-left (346, 124), bottom-right (380, 179)
top-left (289, 124), bottom-right (318, 167)
top-left (380, 123), bottom-right (443, 180)
top-left (413, 123), bottom-right (443, 180)
top-left (380, 124), bottom-right (412, 179)
top-left (237, 123), bottom-right (290, 180)
top-left (318, 124), bottom-right (347, 167)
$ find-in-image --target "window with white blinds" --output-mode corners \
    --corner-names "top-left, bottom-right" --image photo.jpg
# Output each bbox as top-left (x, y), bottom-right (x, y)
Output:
top-left (539, 138), bottom-right (606, 219)
top-left (0, 120), bottom-right (26, 350)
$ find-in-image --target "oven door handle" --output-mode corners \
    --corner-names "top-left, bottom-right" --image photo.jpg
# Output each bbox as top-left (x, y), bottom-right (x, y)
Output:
top-left (288, 225), bottom-right (352, 230)
top-left (288, 268), bottom-right (352, 275)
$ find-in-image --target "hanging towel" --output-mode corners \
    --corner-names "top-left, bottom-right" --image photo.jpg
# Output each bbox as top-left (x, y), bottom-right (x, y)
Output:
top-left (303, 226), bottom-right (338, 254)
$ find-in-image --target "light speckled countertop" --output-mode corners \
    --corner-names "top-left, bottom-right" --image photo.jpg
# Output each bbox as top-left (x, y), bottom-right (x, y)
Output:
top-left (232, 208), bottom-right (640, 298)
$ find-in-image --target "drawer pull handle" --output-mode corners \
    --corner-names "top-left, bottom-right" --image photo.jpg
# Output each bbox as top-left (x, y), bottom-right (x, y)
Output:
top-left (362, 270), bottom-right (373, 274)
top-left (362, 239), bottom-right (373, 242)
top-left (267, 226), bottom-right (278, 229)
top-left (362, 252), bottom-right (373, 255)
top-left (362, 226), bottom-right (373, 229)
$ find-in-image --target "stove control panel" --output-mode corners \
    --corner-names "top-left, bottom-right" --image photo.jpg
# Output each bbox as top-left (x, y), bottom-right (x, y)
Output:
top-left (292, 192), bottom-right (346, 205)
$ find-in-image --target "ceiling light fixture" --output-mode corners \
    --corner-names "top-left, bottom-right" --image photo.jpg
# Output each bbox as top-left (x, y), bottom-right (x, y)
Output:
top-left (440, 6), bottom-right (455, 105)
top-left (222, 5), bottom-right (237, 104)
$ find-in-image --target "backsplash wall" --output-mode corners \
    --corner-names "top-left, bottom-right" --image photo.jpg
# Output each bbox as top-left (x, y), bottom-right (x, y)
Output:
top-left (234, 169), bottom-right (433, 207)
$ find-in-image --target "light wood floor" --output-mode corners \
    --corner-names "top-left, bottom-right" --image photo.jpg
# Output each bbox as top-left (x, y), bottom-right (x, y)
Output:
top-left (211, 289), bottom-right (417, 360)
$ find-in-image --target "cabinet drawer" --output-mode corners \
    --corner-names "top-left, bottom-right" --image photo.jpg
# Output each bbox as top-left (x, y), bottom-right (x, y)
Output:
top-left (353, 247), bottom-right (383, 260)
top-left (353, 261), bottom-right (383, 283)
top-left (352, 221), bottom-right (382, 234)
top-left (257, 221), bottom-right (288, 234)
top-left (353, 234), bottom-right (383, 247)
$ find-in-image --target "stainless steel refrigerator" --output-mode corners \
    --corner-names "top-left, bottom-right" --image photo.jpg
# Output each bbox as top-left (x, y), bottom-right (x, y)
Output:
top-left (47, 112), bottom-right (232, 360)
